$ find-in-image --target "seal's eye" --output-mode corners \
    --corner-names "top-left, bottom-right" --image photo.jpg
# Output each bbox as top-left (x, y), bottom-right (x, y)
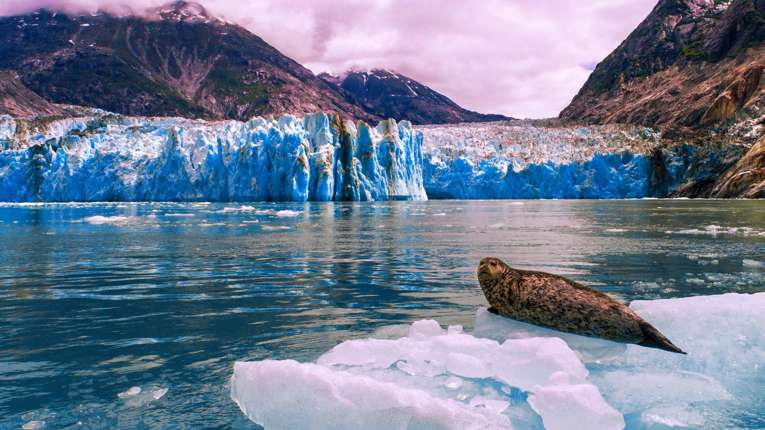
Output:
top-left (490, 261), bottom-right (497, 267)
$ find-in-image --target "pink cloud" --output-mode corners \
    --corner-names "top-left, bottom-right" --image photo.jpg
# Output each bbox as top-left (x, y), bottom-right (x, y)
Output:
top-left (0, 0), bottom-right (657, 118)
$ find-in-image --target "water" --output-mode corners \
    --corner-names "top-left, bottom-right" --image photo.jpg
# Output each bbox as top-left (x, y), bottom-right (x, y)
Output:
top-left (0, 200), bottom-right (763, 429)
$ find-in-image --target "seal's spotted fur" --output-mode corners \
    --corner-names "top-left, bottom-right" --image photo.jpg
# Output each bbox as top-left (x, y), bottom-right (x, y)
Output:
top-left (477, 257), bottom-right (686, 354)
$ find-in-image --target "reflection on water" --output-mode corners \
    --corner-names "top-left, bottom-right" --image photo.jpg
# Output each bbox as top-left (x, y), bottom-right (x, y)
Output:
top-left (0, 200), bottom-right (763, 428)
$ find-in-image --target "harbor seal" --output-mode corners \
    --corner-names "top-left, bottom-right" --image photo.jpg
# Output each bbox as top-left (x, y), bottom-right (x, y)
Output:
top-left (477, 257), bottom-right (686, 354)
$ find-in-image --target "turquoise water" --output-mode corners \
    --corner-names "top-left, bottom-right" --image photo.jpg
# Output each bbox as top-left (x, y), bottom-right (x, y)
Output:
top-left (0, 200), bottom-right (763, 429)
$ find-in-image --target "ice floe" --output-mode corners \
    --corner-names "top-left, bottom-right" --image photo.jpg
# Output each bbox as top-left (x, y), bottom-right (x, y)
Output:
top-left (83, 215), bottom-right (138, 225)
top-left (232, 292), bottom-right (765, 430)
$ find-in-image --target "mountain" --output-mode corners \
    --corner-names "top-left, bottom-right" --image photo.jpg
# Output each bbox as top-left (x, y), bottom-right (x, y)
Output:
top-left (560, 0), bottom-right (765, 136)
top-left (0, 70), bottom-right (66, 117)
top-left (0, 1), bottom-right (374, 121)
top-left (320, 69), bottom-right (510, 125)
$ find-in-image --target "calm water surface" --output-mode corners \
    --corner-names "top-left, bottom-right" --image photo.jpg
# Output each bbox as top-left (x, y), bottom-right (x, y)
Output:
top-left (1, 200), bottom-right (764, 429)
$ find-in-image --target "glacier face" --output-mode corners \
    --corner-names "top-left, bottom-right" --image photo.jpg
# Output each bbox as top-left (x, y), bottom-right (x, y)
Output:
top-left (418, 121), bottom-right (728, 200)
top-left (0, 114), bottom-right (743, 201)
top-left (0, 113), bottom-right (426, 202)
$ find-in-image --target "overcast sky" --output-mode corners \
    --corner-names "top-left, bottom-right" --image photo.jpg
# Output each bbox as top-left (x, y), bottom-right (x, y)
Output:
top-left (0, 0), bottom-right (658, 118)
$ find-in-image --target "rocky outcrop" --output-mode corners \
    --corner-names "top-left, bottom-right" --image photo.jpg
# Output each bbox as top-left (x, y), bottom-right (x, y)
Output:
top-left (711, 136), bottom-right (765, 197)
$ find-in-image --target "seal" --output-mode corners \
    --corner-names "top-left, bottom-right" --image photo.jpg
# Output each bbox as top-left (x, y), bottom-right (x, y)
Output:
top-left (477, 257), bottom-right (686, 354)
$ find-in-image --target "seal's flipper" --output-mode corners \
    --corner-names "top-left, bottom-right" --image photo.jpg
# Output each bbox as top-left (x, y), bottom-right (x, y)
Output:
top-left (487, 307), bottom-right (500, 315)
top-left (638, 322), bottom-right (686, 354)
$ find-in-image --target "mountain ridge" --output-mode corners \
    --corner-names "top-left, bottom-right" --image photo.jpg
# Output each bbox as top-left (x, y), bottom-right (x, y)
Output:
top-left (560, 0), bottom-right (765, 138)
top-left (0, 1), bottom-right (507, 124)
top-left (320, 69), bottom-right (511, 125)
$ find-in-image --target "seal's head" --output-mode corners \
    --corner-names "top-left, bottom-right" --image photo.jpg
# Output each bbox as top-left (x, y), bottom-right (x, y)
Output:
top-left (477, 257), bottom-right (511, 284)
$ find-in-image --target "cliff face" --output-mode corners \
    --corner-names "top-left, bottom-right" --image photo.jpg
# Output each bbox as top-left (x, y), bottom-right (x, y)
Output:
top-left (561, 0), bottom-right (765, 136)
top-left (0, 2), bottom-right (374, 122)
top-left (712, 134), bottom-right (765, 197)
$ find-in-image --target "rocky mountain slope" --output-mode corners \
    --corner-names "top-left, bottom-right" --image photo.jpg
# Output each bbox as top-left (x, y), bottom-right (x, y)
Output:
top-left (561, 0), bottom-right (765, 197)
top-left (0, 1), bottom-right (374, 121)
top-left (561, 0), bottom-right (765, 136)
top-left (320, 69), bottom-right (510, 125)
top-left (0, 70), bottom-right (65, 117)
top-left (0, 2), bottom-right (506, 124)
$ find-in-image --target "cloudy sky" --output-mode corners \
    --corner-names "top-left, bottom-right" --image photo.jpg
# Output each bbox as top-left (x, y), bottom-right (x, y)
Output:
top-left (0, 0), bottom-right (658, 118)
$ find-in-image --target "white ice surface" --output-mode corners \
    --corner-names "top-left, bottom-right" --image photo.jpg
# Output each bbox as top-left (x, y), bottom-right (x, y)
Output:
top-left (231, 293), bottom-right (765, 429)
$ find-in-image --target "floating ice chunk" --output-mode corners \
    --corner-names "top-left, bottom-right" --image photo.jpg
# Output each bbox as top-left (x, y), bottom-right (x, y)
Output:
top-left (220, 206), bottom-right (253, 213)
top-left (234, 318), bottom-right (613, 429)
top-left (22, 421), bottom-right (44, 430)
top-left (743, 259), bottom-right (764, 268)
top-left (83, 215), bottom-right (137, 225)
top-left (528, 383), bottom-right (624, 430)
top-left (275, 210), bottom-right (301, 218)
top-left (117, 386), bottom-right (141, 399)
top-left (231, 360), bottom-right (513, 430)
top-left (118, 385), bottom-right (168, 407)
top-left (232, 293), bottom-right (765, 429)
top-left (152, 387), bottom-right (168, 400)
top-left (261, 225), bottom-right (291, 231)
top-left (593, 292), bottom-right (765, 429)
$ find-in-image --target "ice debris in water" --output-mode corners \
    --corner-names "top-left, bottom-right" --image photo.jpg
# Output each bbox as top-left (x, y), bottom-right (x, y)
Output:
top-left (117, 386), bottom-right (141, 399)
top-left (117, 385), bottom-right (168, 406)
top-left (152, 387), bottom-right (168, 400)
top-left (83, 215), bottom-right (138, 225)
top-left (232, 292), bottom-right (765, 430)
top-left (743, 259), bottom-right (764, 268)
top-left (22, 421), bottom-right (44, 430)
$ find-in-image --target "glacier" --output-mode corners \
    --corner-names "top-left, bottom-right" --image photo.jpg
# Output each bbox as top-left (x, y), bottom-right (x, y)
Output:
top-left (0, 113), bottom-right (426, 202)
top-left (0, 113), bottom-right (745, 201)
top-left (231, 292), bottom-right (765, 430)
top-left (419, 121), bottom-right (742, 199)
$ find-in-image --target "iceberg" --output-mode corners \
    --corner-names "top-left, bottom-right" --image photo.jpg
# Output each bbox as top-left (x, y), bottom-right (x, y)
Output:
top-left (231, 293), bottom-right (765, 430)
top-left (0, 113), bottom-right (426, 202)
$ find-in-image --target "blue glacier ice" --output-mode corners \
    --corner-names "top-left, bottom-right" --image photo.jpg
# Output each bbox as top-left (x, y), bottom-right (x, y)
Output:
top-left (423, 153), bottom-right (652, 199)
top-left (0, 113), bottom-right (426, 202)
top-left (0, 113), bottom-right (738, 201)
top-left (417, 121), bottom-right (738, 200)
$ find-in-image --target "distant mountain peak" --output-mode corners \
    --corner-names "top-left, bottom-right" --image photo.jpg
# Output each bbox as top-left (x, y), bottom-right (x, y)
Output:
top-left (148, 1), bottom-right (214, 23)
top-left (321, 68), bottom-right (511, 125)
